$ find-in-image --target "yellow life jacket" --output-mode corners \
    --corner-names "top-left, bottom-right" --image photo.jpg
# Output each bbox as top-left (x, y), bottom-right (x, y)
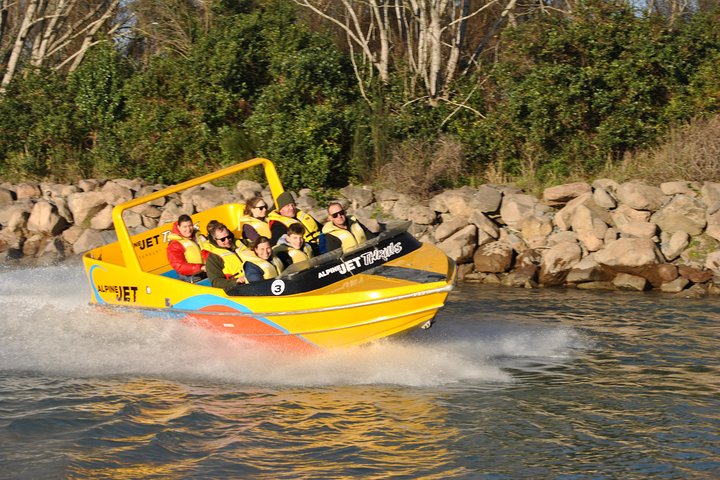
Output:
top-left (267, 210), bottom-right (321, 243)
top-left (322, 216), bottom-right (367, 252)
top-left (167, 232), bottom-right (205, 264)
top-left (236, 214), bottom-right (271, 239)
top-left (241, 252), bottom-right (284, 281)
top-left (203, 241), bottom-right (246, 277)
top-left (273, 242), bottom-right (313, 264)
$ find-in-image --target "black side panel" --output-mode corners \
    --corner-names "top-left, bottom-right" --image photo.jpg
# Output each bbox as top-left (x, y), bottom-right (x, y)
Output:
top-left (225, 231), bottom-right (422, 297)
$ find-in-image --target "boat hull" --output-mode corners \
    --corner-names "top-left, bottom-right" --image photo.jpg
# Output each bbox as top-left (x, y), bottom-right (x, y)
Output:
top-left (82, 158), bottom-right (456, 351)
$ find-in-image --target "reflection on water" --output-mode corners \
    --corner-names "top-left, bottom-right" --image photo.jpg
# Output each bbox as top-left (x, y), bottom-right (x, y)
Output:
top-left (1, 265), bottom-right (719, 478)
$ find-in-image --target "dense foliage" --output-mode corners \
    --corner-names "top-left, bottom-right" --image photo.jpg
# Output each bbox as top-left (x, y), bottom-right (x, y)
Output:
top-left (1, 1), bottom-right (719, 191)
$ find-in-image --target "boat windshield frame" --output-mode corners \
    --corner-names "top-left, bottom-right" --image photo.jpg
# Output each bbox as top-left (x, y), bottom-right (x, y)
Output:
top-left (110, 158), bottom-right (284, 273)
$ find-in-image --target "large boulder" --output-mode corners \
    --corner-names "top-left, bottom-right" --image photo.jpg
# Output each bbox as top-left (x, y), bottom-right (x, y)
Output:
top-left (542, 182), bottom-right (591, 207)
top-left (611, 204), bottom-right (651, 228)
top-left (660, 231), bottom-right (689, 261)
top-left (593, 187), bottom-right (617, 209)
top-left (705, 251), bottom-right (720, 278)
top-left (16, 183), bottom-right (41, 199)
top-left (613, 273), bottom-right (649, 291)
top-left (595, 237), bottom-right (663, 268)
top-left (27, 200), bottom-right (68, 235)
top-left (407, 205), bottom-right (436, 225)
top-left (339, 185), bottom-right (375, 208)
top-left (650, 194), bottom-right (707, 236)
top-left (566, 254), bottom-right (615, 284)
top-left (437, 224), bottom-right (477, 263)
top-left (101, 180), bottom-right (134, 205)
top-left (500, 193), bottom-right (541, 228)
top-left (67, 191), bottom-right (108, 227)
top-left (473, 240), bottom-right (514, 273)
top-left (616, 182), bottom-right (666, 211)
top-left (538, 241), bottom-right (582, 286)
top-left (701, 182), bottom-right (720, 215)
top-left (707, 211), bottom-right (720, 242)
top-left (0, 187), bottom-right (15, 206)
top-left (570, 204), bottom-right (608, 252)
top-left (434, 216), bottom-right (469, 242)
top-left (191, 186), bottom-right (234, 212)
top-left (554, 192), bottom-right (612, 231)
top-left (519, 215), bottom-right (553, 248)
top-left (618, 221), bottom-right (657, 238)
top-left (660, 181), bottom-right (698, 197)
top-left (429, 186), bottom-right (502, 216)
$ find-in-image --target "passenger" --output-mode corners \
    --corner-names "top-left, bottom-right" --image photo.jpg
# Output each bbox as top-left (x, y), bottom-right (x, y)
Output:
top-left (236, 196), bottom-right (271, 244)
top-left (202, 220), bottom-right (247, 290)
top-left (166, 214), bottom-right (207, 283)
top-left (267, 191), bottom-right (321, 247)
top-left (242, 236), bottom-right (284, 283)
top-left (273, 223), bottom-right (314, 268)
top-left (322, 201), bottom-right (376, 252)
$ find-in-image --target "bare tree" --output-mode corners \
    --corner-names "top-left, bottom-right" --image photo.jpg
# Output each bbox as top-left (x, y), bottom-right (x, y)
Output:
top-left (293, 0), bottom-right (515, 106)
top-left (127, 0), bottom-right (212, 62)
top-left (0, 0), bottom-right (125, 93)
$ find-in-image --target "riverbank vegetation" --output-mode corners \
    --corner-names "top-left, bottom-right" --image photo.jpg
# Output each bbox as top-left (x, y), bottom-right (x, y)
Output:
top-left (1, 0), bottom-right (719, 195)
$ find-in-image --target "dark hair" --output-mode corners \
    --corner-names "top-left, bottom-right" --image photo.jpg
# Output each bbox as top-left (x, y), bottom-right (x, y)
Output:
top-left (287, 223), bottom-right (305, 236)
top-left (178, 214), bottom-right (193, 225)
top-left (206, 220), bottom-right (232, 246)
top-left (244, 196), bottom-right (268, 216)
top-left (250, 235), bottom-right (271, 251)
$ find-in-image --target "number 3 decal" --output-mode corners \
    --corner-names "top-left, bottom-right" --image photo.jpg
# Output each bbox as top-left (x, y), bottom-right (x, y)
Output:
top-left (271, 279), bottom-right (285, 295)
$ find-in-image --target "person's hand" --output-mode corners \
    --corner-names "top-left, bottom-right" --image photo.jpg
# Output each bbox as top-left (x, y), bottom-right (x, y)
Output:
top-left (200, 265), bottom-right (206, 272)
top-left (236, 276), bottom-right (247, 284)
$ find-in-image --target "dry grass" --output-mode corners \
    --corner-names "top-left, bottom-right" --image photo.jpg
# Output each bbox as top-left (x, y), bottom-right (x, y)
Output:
top-left (604, 114), bottom-right (720, 185)
top-left (378, 134), bottom-right (464, 198)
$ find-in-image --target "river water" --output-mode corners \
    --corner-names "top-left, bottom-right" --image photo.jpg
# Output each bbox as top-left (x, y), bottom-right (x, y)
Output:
top-left (1, 262), bottom-right (718, 479)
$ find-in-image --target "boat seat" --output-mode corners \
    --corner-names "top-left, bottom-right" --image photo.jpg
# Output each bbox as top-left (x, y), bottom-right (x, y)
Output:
top-left (159, 269), bottom-right (212, 286)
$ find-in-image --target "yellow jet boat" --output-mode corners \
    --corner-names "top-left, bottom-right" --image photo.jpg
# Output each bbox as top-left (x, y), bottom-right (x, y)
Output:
top-left (82, 158), bottom-right (456, 351)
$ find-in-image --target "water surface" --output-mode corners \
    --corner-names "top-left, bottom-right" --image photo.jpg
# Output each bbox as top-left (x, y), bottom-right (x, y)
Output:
top-left (1, 264), bottom-right (718, 478)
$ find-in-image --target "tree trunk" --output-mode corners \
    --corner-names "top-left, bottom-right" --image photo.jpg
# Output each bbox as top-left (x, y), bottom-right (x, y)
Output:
top-left (1, 0), bottom-right (41, 92)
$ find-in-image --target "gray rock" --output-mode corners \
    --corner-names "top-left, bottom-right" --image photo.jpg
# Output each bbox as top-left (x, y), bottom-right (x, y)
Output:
top-left (437, 224), bottom-right (477, 263)
top-left (660, 277), bottom-right (690, 293)
top-left (660, 181), bottom-right (697, 196)
top-left (700, 182), bottom-right (720, 215)
top-left (705, 251), bottom-right (720, 277)
top-left (339, 185), bottom-right (375, 208)
top-left (434, 216), bottom-right (469, 242)
top-left (16, 183), bottom-right (41, 199)
top-left (67, 191), bottom-right (108, 227)
top-left (407, 205), bottom-right (436, 225)
top-left (90, 205), bottom-right (114, 230)
top-left (618, 221), bottom-right (657, 238)
top-left (539, 241), bottom-right (582, 286)
top-left (660, 231), bottom-right (689, 261)
top-left (616, 182), bottom-right (666, 211)
top-left (499, 193), bottom-right (539, 228)
top-left (101, 180), bottom-right (133, 205)
top-left (542, 182), bottom-right (591, 207)
top-left (593, 187), bottom-right (617, 209)
top-left (595, 238), bottom-right (663, 268)
top-left (651, 194), bottom-right (707, 236)
top-left (0, 187), bottom-right (16, 206)
top-left (613, 273), bottom-right (648, 291)
top-left (27, 200), bottom-right (68, 235)
top-left (473, 240), bottom-right (513, 273)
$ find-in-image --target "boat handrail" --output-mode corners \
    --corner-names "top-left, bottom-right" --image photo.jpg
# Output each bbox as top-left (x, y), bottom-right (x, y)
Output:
top-left (111, 157), bottom-right (284, 272)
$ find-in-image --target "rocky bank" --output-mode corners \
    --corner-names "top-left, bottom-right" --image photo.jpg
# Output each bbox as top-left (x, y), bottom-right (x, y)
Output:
top-left (2, 178), bottom-right (720, 296)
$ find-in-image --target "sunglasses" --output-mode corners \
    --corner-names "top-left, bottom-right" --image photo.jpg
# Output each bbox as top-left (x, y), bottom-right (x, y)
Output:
top-left (215, 235), bottom-right (232, 242)
top-left (330, 210), bottom-right (346, 218)
top-left (254, 205), bottom-right (268, 210)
